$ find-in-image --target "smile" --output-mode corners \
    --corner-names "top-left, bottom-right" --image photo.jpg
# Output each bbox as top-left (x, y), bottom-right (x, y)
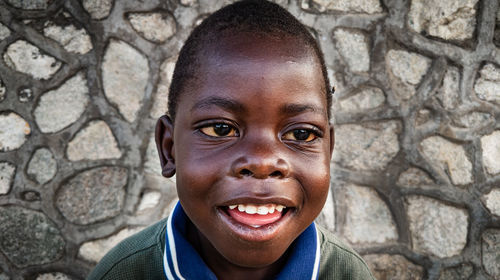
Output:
top-left (227, 203), bottom-right (286, 227)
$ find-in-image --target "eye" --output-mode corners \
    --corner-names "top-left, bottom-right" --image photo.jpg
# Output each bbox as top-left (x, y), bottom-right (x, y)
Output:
top-left (200, 123), bottom-right (238, 137)
top-left (282, 129), bottom-right (317, 142)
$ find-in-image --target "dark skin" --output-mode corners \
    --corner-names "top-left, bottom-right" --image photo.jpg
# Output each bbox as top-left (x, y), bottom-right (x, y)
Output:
top-left (156, 32), bottom-right (334, 280)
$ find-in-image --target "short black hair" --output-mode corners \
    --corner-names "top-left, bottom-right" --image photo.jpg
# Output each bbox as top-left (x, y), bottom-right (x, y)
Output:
top-left (167, 0), bottom-right (332, 120)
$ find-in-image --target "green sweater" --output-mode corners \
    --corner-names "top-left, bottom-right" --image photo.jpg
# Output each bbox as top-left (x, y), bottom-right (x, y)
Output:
top-left (87, 219), bottom-right (374, 279)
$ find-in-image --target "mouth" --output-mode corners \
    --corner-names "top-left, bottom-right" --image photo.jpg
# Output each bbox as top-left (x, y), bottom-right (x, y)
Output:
top-left (217, 202), bottom-right (295, 242)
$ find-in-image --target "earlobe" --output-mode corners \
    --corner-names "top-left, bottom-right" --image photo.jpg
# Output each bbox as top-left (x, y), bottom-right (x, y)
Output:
top-left (155, 115), bottom-right (176, 178)
top-left (329, 125), bottom-right (335, 157)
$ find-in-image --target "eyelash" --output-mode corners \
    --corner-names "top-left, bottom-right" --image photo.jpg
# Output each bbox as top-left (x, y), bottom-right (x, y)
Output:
top-left (197, 122), bottom-right (322, 143)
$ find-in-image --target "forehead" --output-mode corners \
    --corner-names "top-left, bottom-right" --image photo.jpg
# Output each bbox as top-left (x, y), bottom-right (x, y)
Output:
top-left (179, 32), bottom-right (326, 114)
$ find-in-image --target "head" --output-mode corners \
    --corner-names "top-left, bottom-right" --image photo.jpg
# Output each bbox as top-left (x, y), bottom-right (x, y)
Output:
top-left (156, 0), bottom-right (334, 277)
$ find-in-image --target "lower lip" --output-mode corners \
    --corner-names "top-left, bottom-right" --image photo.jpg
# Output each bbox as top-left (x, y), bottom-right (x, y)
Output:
top-left (217, 207), bottom-right (294, 242)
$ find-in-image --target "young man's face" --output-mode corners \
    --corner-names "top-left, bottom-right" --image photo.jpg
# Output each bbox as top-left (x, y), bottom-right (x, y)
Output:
top-left (157, 33), bottom-right (334, 270)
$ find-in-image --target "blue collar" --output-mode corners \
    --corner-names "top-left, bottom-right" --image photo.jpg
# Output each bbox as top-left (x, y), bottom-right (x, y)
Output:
top-left (163, 202), bottom-right (320, 280)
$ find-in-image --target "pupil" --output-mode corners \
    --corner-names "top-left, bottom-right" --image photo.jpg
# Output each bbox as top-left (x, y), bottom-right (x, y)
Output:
top-left (293, 129), bottom-right (310, 140)
top-left (214, 124), bottom-right (231, 136)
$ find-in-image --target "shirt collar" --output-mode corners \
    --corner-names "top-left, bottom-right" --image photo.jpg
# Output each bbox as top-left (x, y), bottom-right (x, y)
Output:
top-left (163, 202), bottom-right (320, 280)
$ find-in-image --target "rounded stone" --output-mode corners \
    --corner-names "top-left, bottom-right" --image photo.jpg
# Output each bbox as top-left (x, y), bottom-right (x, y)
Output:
top-left (5, 0), bottom-right (51, 9)
top-left (82, 0), bottom-right (113, 20)
top-left (21, 190), bottom-right (41, 201)
top-left (0, 206), bottom-right (65, 268)
top-left (102, 39), bottom-right (149, 122)
top-left (454, 111), bottom-right (492, 128)
top-left (333, 28), bottom-right (370, 73)
top-left (17, 87), bottom-right (33, 103)
top-left (315, 189), bottom-right (335, 232)
top-left (338, 87), bottom-right (385, 112)
top-left (439, 263), bottom-right (473, 280)
top-left (56, 166), bottom-right (127, 224)
top-left (482, 188), bottom-right (500, 216)
top-left (150, 58), bottom-right (175, 119)
top-left (341, 184), bottom-right (398, 244)
top-left (0, 79), bottom-right (6, 102)
top-left (34, 72), bottom-right (89, 133)
top-left (144, 134), bottom-right (161, 175)
top-left (306, 0), bottom-right (382, 14)
top-left (66, 120), bottom-right (121, 161)
top-left (36, 273), bottom-right (73, 280)
top-left (397, 167), bottom-right (434, 189)
top-left (27, 147), bottom-right (57, 184)
top-left (408, 0), bottom-right (478, 41)
top-left (420, 136), bottom-right (472, 185)
top-left (136, 190), bottom-right (161, 212)
top-left (386, 49), bottom-right (431, 101)
top-left (363, 254), bottom-right (424, 280)
top-left (3, 40), bottom-right (62, 80)
top-left (127, 12), bottom-right (176, 43)
top-left (332, 121), bottom-right (401, 171)
top-left (474, 63), bottom-right (500, 103)
top-left (482, 229), bottom-right (500, 278)
top-left (406, 196), bottom-right (468, 258)
top-left (78, 227), bottom-right (144, 263)
top-left (43, 22), bottom-right (92, 54)
top-left (0, 112), bottom-right (31, 152)
top-left (0, 162), bottom-right (16, 195)
top-left (480, 130), bottom-right (500, 175)
top-left (0, 23), bottom-right (11, 40)
top-left (437, 67), bottom-right (460, 110)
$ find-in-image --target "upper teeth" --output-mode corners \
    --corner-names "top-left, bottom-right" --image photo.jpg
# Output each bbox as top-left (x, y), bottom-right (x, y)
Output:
top-left (228, 204), bottom-right (286, 215)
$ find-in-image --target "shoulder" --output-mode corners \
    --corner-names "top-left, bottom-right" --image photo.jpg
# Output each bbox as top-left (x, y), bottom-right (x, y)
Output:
top-left (86, 218), bottom-right (168, 280)
top-left (316, 225), bottom-right (375, 280)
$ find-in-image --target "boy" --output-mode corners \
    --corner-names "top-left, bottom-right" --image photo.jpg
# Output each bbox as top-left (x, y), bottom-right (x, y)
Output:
top-left (88, 1), bottom-right (374, 279)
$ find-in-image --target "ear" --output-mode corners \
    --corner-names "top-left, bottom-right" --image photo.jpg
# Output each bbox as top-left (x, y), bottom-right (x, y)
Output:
top-left (155, 115), bottom-right (176, 177)
top-left (329, 124), bottom-right (335, 158)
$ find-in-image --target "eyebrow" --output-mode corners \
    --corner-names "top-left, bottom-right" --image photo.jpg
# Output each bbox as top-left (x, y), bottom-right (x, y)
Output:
top-left (191, 96), bottom-right (245, 113)
top-left (280, 103), bottom-right (326, 116)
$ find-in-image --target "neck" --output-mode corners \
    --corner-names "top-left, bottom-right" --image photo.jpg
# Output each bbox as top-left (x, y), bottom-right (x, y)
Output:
top-left (186, 220), bottom-right (289, 280)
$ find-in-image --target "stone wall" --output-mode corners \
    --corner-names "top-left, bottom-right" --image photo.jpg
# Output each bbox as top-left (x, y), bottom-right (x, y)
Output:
top-left (0, 0), bottom-right (499, 279)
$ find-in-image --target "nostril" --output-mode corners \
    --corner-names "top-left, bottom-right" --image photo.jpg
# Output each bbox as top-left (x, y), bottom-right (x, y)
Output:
top-left (270, 171), bottom-right (282, 178)
top-left (240, 169), bottom-right (253, 176)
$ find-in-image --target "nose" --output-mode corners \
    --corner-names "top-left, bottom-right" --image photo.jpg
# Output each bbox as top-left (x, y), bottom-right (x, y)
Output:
top-left (230, 134), bottom-right (290, 179)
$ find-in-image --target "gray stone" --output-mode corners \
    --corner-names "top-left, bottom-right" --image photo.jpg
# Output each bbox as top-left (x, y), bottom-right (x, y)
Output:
top-left (56, 166), bottom-right (127, 224)
top-left (455, 111), bottom-right (491, 128)
top-left (137, 190), bottom-right (161, 212)
top-left (0, 23), bottom-right (10, 40)
top-left (415, 109), bottom-right (432, 126)
top-left (34, 72), bottom-right (89, 133)
top-left (180, 0), bottom-right (196, 6)
top-left (0, 206), bottom-right (65, 268)
top-left (386, 49), bottom-right (431, 100)
top-left (397, 167), bottom-right (434, 189)
top-left (36, 273), bottom-right (73, 280)
top-left (78, 227), bottom-right (144, 263)
top-left (332, 121), bottom-right (401, 171)
top-left (43, 22), bottom-right (92, 54)
top-left (482, 229), bottom-right (500, 278)
top-left (406, 196), bottom-right (468, 258)
top-left (0, 271), bottom-right (9, 280)
top-left (305, 0), bottom-right (383, 14)
top-left (474, 63), bottom-right (500, 103)
top-left (17, 87), bottom-right (33, 103)
top-left (3, 40), bottom-right (62, 80)
top-left (420, 136), bottom-right (472, 185)
top-left (338, 87), bottom-right (385, 112)
top-left (66, 120), bottom-right (121, 161)
top-left (481, 130), bottom-right (500, 175)
top-left (437, 67), bottom-right (460, 110)
top-left (144, 134), bottom-right (161, 175)
top-left (0, 79), bottom-right (5, 102)
top-left (439, 263), bottom-right (473, 280)
top-left (342, 184), bottom-right (398, 244)
top-left (102, 39), bottom-right (149, 122)
top-left (482, 188), bottom-right (500, 216)
top-left (0, 162), bottom-right (15, 195)
top-left (127, 12), bottom-right (176, 43)
top-left (27, 148), bottom-right (57, 184)
top-left (6, 0), bottom-right (51, 9)
top-left (150, 58), bottom-right (175, 119)
top-left (363, 254), bottom-right (424, 280)
top-left (0, 112), bottom-right (31, 152)
top-left (82, 0), bottom-right (113, 20)
top-left (408, 0), bottom-right (478, 41)
top-left (333, 28), bottom-right (369, 73)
